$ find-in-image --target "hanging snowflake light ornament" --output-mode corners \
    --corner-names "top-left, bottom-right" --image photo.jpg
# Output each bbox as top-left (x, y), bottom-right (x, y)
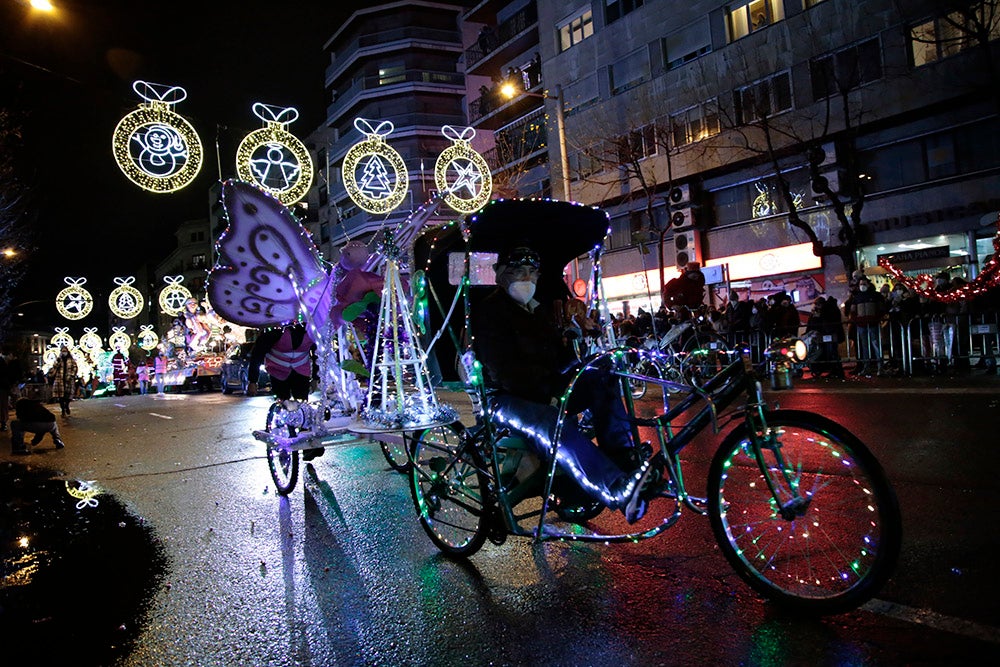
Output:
top-left (137, 324), bottom-right (159, 351)
top-left (109, 326), bottom-right (131, 353)
top-left (236, 103), bottom-right (314, 205)
top-left (342, 118), bottom-right (409, 214)
top-left (55, 277), bottom-right (94, 320)
top-left (112, 81), bottom-right (204, 193)
top-left (109, 276), bottom-right (144, 319)
top-left (79, 328), bottom-right (103, 354)
top-left (435, 125), bottom-right (493, 214)
top-left (158, 275), bottom-right (193, 316)
top-left (51, 327), bottom-right (74, 349)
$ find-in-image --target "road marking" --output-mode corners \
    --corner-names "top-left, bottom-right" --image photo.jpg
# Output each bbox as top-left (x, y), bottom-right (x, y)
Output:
top-left (863, 598), bottom-right (1000, 643)
top-left (149, 413), bottom-right (173, 420)
top-left (114, 403), bottom-right (127, 407)
top-left (792, 387), bottom-right (999, 395)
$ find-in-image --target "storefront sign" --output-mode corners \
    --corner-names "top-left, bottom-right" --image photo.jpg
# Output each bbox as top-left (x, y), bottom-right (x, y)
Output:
top-left (877, 246), bottom-right (949, 265)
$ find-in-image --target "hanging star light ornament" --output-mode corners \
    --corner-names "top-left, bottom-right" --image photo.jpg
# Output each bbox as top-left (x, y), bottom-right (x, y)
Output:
top-left (112, 81), bottom-right (204, 193)
top-left (158, 275), bottom-right (193, 316)
top-left (79, 328), bottom-right (104, 354)
top-left (434, 125), bottom-right (493, 214)
top-left (236, 103), bottom-right (313, 205)
top-left (878, 212), bottom-right (1000, 303)
top-left (342, 118), bottom-right (409, 214)
top-left (109, 326), bottom-right (131, 353)
top-left (109, 276), bottom-right (144, 319)
top-left (51, 327), bottom-right (74, 349)
top-left (55, 277), bottom-right (94, 320)
top-left (137, 324), bottom-right (159, 351)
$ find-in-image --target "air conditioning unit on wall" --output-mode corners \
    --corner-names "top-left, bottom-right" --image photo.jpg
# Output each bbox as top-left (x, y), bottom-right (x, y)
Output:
top-left (668, 183), bottom-right (691, 206)
top-left (673, 228), bottom-right (702, 268)
top-left (670, 207), bottom-right (695, 229)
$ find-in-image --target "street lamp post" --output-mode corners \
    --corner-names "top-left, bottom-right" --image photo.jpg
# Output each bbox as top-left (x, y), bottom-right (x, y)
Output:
top-left (499, 82), bottom-right (571, 202)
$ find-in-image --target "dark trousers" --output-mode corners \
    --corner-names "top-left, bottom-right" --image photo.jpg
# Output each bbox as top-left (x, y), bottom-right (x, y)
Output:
top-left (271, 373), bottom-right (311, 401)
top-left (11, 419), bottom-right (63, 452)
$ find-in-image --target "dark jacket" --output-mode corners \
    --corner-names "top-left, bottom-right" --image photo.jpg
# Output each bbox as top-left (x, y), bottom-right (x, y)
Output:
top-left (473, 289), bottom-right (576, 404)
top-left (14, 397), bottom-right (56, 423)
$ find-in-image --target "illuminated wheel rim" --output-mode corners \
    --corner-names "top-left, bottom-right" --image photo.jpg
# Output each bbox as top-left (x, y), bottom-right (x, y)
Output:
top-left (112, 106), bottom-right (203, 193)
top-left (235, 127), bottom-right (313, 205)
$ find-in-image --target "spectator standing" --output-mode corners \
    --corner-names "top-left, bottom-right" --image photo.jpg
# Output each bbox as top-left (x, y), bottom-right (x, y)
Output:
top-left (137, 361), bottom-right (150, 395)
top-left (112, 350), bottom-right (129, 396)
top-left (0, 345), bottom-right (21, 432)
top-left (724, 291), bottom-right (753, 343)
top-left (154, 349), bottom-right (168, 395)
top-left (51, 345), bottom-right (79, 416)
top-left (9, 396), bottom-right (65, 454)
top-left (849, 278), bottom-right (886, 376)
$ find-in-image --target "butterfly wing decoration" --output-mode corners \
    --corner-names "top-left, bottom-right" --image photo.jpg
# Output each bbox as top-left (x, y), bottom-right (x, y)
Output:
top-left (207, 180), bottom-right (334, 329)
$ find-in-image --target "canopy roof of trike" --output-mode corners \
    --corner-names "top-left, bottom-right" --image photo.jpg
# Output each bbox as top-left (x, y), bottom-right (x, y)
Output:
top-left (467, 198), bottom-right (610, 272)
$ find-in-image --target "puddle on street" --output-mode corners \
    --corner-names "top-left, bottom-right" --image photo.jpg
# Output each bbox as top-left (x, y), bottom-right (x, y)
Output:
top-left (0, 461), bottom-right (167, 663)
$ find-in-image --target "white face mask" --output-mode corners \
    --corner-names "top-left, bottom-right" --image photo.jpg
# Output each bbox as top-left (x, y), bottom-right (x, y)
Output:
top-left (859, 284), bottom-right (869, 292)
top-left (507, 280), bottom-right (536, 305)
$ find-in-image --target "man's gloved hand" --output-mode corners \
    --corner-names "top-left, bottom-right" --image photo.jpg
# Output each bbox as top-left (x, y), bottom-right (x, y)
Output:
top-left (246, 382), bottom-right (257, 397)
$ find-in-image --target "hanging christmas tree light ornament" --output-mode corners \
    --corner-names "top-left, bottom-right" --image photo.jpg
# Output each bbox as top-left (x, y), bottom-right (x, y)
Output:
top-left (434, 125), bottom-right (492, 214)
top-left (109, 276), bottom-right (144, 319)
top-left (235, 103), bottom-right (313, 205)
top-left (108, 327), bottom-right (131, 353)
top-left (112, 81), bottom-right (203, 193)
top-left (158, 275), bottom-right (193, 316)
top-left (51, 327), bottom-right (74, 349)
top-left (137, 324), bottom-right (159, 351)
top-left (342, 118), bottom-right (409, 214)
top-left (79, 327), bottom-right (104, 354)
top-left (55, 277), bottom-right (94, 320)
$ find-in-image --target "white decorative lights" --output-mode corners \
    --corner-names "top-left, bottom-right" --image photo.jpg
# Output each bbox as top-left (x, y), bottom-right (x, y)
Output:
top-left (159, 275), bottom-right (193, 316)
top-left (108, 326), bottom-right (131, 352)
top-left (79, 328), bottom-right (103, 354)
top-left (137, 324), bottom-right (159, 351)
top-left (342, 118), bottom-right (409, 214)
top-left (435, 126), bottom-right (492, 214)
top-left (50, 327), bottom-right (74, 349)
top-left (236, 103), bottom-right (313, 205)
top-left (55, 277), bottom-right (94, 320)
top-left (112, 81), bottom-right (203, 193)
top-left (109, 276), bottom-right (144, 319)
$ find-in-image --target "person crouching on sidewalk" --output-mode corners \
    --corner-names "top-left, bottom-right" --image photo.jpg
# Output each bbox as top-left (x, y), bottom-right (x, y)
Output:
top-left (10, 396), bottom-right (66, 454)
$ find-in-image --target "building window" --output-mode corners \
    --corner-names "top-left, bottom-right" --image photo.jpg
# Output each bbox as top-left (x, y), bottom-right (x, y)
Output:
top-left (727, 0), bottom-right (785, 41)
top-left (669, 100), bottom-right (720, 148)
top-left (610, 49), bottom-right (650, 95)
top-left (191, 253), bottom-right (207, 270)
top-left (616, 124), bottom-right (658, 163)
top-left (605, 0), bottom-right (644, 25)
top-left (558, 10), bottom-right (593, 52)
top-left (569, 150), bottom-right (605, 181)
top-left (734, 71), bottom-right (792, 124)
top-left (810, 38), bottom-right (883, 99)
top-left (563, 74), bottom-right (599, 115)
top-left (189, 230), bottom-right (205, 243)
top-left (378, 63), bottom-right (405, 86)
top-left (910, 10), bottom-right (1000, 67)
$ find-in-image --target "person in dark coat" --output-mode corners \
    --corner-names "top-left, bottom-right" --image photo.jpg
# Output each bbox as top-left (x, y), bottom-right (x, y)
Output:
top-left (474, 245), bottom-right (655, 523)
top-left (51, 345), bottom-right (79, 416)
top-left (662, 262), bottom-right (706, 311)
top-left (0, 345), bottom-right (21, 432)
top-left (10, 396), bottom-right (65, 454)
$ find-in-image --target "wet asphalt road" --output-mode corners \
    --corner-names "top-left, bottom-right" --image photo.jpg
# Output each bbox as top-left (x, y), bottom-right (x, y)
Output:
top-left (2, 374), bottom-right (999, 666)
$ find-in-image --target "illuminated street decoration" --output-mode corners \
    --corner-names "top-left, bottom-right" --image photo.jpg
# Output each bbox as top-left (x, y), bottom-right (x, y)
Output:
top-left (434, 126), bottom-right (492, 214)
top-left (342, 118), bottom-right (408, 214)
top-left (79, 328), bottom-right (103, 353)
top-left (55, 277), bottom-right (94, 320)
top-left (112, 81), bottom-right (203, 193)
top-left (159, 275), bottom-right (193, 316)
top-left (42, 347), bottom-right (59, 368)
top-left (109, 276), bottom-right (144, 319)
top-left (236, 103), bottom-right (313, 205)
top-left (751, 182), bottom-right (776, 218)
top-left (109, 327), bottom-right (131, 352)
top-left (51, 327), bottom-right (74, 349)
top-left (65, 480), bottom-right (101, 509)
top-left (137, 324), bottom-right (159, 351)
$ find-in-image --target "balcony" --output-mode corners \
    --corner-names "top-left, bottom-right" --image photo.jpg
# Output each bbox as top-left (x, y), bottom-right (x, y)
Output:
top-left (326, 26), bottom-right (462, 84)
top-left (465, 1), bottom-right (538, 76)
top-left (482, 107), bottom-right (549, 173)
top-left (469, 64), bottom-right (543, 129)
top-left (326, 69), bottom-right (465, 121)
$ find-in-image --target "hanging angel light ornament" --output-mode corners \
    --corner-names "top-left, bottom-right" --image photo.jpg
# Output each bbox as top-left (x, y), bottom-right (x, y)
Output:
top-left (79, 328), bottom-right (104, 354)
top-left (55, 277), bottom-right (94, 321)
top-left (342, 118), bottom-right (409, 214)
top-left (434, 125), bottom-right (493, 214)
top-left (112, 81), bottom-right (203, 193)
top-left (137, 324), bottom-right (159, 352)
top-left (358, 230), bottom-right (456, 431)
top-left (236, 103), bottom-right (314, 205)
top-left (159, 275), bottom-right (193, 316)
top-left (108, 327), bottom-right (132, 353)
top-left (109, 277), bottom-right (144, 319)
top-left (51, 327), bottom-right (74, 350)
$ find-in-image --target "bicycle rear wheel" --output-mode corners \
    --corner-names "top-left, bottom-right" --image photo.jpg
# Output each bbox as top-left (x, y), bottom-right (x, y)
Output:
top-left (379, 436), bottom-right (411, 474)
top-left (680, 332), bottom-right (730, 385)
top-left (707, 410), bottom-right (901, 615)
top-left (265, 402), bottom-right (298, 496)
top-left (409, 422), bottom-right (490, 557)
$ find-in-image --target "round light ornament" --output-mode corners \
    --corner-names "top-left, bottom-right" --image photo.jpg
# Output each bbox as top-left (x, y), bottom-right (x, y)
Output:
top-left (79, 328), bottom-right (104, 353)
top-left (159, 275), bottom-right (193, 316)
top-left (236, 104), bottom-right (313, 205)
top-left (42, 347), bottom-right (59, 368)
top-left (109, 276), bottom-right (144, 319)
top-left (342, 118), bottom-right (408, 214)
top-left (109, 327), bottom-right (131, 353)
top-left (138, 324), bottom-right (159, 351)
top-left (434, 125), bottom-right (492, 214)
top-left (51, 327), bottom-right (74, 349)
top-left (56, 277), bottom-right (94, 320)
top-left (112, 81), bottom-right (203, 193)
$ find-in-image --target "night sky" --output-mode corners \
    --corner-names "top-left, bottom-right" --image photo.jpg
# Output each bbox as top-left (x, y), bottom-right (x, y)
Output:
top-left (1, 0), bottom-right (365, 327)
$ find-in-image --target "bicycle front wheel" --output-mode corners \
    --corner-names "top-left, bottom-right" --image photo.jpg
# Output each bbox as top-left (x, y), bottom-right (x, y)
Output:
top-left (680, 332), bottom-right (730, 385)
top-left (410, 422), bottom-right (490, 557)
top-left (707, 410), bottom-right (901, 615)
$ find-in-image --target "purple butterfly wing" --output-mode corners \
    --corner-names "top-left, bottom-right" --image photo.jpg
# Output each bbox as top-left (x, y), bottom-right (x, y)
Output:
top-left (207, 180), bottom-right (332, 328)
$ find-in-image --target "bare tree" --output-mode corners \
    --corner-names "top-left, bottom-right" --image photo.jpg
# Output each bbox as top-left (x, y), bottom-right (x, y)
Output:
top-left (0, 106), bottom-right (34, 337)
top-left (483, 108), bottom-right (550, 198)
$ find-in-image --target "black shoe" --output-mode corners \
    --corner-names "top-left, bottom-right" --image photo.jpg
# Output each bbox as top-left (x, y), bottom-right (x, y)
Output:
top-left (30, 436), bottom-right (43, 446)
top-left (54, 440), bottom-right (65, 449)
top-left (609, 458), bottom-right (655, 524)
top-left (302, 447), bottom-right (325, 461)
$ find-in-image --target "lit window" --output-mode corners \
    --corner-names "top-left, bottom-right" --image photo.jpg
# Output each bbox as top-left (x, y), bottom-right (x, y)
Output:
top-left (670, 101), bottom-right (720, 147)
top-left (910, 9), bottom-right (999, 67)
top-left (810, 38), bottom-right (883, 99)
top-left (558, 10), bottom-right (594, 52)
top-left (734, 72), bottom-right (792, 124)
top-left (727, 0), bottom-right (785, 41)
top-left (191, 254), bottom-right (207, 270)
top-left (615, 124), bottom-right (658, 163)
